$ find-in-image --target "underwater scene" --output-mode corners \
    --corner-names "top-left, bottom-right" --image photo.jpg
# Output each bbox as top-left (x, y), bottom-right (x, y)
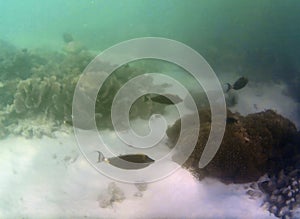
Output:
top-left (1, 0), bottom-right (300, 218)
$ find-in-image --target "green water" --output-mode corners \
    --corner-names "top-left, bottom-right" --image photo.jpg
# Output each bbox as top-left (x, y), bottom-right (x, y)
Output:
top-left (1, 1), bottom-right (299, 50)
top-left (1, 0), bottom-right (300, 124)
top-left (1, 0), bottom-right (300, 82)
top-left (1, 2), bottom-right (300, 218)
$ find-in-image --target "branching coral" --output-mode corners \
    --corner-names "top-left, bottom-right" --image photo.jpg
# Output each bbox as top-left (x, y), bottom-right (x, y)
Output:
top-left (13, 76), bottom-right (61, 114)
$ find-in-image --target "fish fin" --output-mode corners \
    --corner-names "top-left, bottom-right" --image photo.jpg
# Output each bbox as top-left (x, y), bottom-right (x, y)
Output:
top-left (224, 83), bottom-right (232, 93)
top-left (95, 151), bottom-right (105, 163)
top-left (233, 76), bottom-right (248, 90)
top-left (144, 94), bottom-right (150, 102)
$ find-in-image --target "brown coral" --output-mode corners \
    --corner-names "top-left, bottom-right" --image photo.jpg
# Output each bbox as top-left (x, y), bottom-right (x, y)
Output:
top-left (167, 109), bottom-right (297, 183)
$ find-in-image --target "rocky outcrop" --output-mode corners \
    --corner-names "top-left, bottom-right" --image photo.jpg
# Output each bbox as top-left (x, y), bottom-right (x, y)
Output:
top-left (167, 109), bottom-right (298, 183)
top-left (258, 168), bottom-right (300, 218)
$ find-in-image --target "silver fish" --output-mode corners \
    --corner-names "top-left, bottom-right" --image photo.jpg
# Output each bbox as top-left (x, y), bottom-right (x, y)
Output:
top-left (145, 94), bottom-right (183, 105)
top-left (95, 151), bottom-right (155, 170)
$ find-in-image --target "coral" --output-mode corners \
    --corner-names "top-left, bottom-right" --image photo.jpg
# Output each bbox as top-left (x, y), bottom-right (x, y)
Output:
top-left (0, 39), bottom-right (169, 138)
top-left (13, 76), bottom-right (61, 115)
top-left (0, 79), bottom-right (19, 108)
top-left (0, 40), bottom-right (46, 81)
top-left (135, 182), bottom-right (148, 192)
top-left (94, 63), bottom-right (168, 129)
top-left (0, 111), bottom-right (8, 138)
top-left (97, 182), bottom-right (125, 208)
top-left (7, 115), bottom-right (63, 139)
top-left (0, 75), bottom-right (76, 138)
top-left (11, 74), bottom-right (77, 119)
top-left (63, 41), bottom-right (85, 54)
top-left (167, 109), bottom-right (298, 183)
top-left (0, 39), bottom-right (93, 138)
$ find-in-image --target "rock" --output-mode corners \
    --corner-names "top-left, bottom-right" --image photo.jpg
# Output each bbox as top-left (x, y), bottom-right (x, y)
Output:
top-left (167, 109), bottom-right (297, 183)
top-left (276, 195), bottom-right (285, 206)
top-left (269, 205), bottom-right (278, 215)
top-left (166, 108), bottom-right (299, 217)
top-left (258, 166), bottom-right (300, 218)
top-left (278, 206), bottom-right (290, 217)
top-left (282, 187), bottom-right (291, 196)
top-left (269, 194), bottom-right (277, 203)
top-left (272, 189), bottom-right (281, 196)
top-left (282, 215), bottom-right (291, 219)
top-left (63, 41), bottom-right (85, 54)
top-left (291, 179), bottom-right (299, 188)
top-left (259, 180), bottom-right (276, 194)
top-left (249, 182), bottom-right (258, 190)
top-left (261, 201), bottom-right (270, 210)
top-left (289, 169), bottom-right (300, 178)
top-left (277, 170), bottom-right (288, 188)
top-left (246, 189), bottom-right (262, 199)
top-left (295, 194), bottom-right (300, 204)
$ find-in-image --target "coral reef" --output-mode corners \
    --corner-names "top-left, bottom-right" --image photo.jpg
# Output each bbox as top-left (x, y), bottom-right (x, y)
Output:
top-left (7, 115), bottom-right (62, 138)
top-left (94, 63), bottom-right (167, 129)
top-left (0, 74), bottom-right (79, 138)
top-left (133, 182), bottom-right (148, 197)
top-left (258, 169), bottom-right (300, 218)
top-left (13, 76), bottom-right (60, 114)
top-left (0, 39), bottom-right (169, 138)
top-left (12, 74), bottom-right (79, 119)
top-left (0, 38), bottom-right (91, 138)
top-left (0, 79), bottom-right (19, 108)
top-left (0, 111), bottom-right (8, 138)
top-left (254, 132), bottom-right (300, 218)
top-left (167, 109), bottom-right (298, 183)
top-left (0, 39), bottom-right (49, 81)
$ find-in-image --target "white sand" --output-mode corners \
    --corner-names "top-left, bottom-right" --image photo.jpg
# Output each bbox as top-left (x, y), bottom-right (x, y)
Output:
top-left (0, 133), bottom-right (275, 219)
top-left (231, 81), bottom-right (300, 129)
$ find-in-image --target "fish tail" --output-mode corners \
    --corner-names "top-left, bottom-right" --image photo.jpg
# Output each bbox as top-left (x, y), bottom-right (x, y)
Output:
top-left (144, 94), bottom-right (150, 102)
top-left (95, 151), bottom-right (105, 163)
top-left (224, 83), bottom-right (232, 93)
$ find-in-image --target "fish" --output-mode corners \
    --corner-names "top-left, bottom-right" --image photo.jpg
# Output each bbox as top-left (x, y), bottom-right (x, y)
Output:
top-left (145, 94), bottom-right (183, 105)
top-left (95, 151), bottom-right (155, 170)
top-left (63, 115), bottom-right (73, 126)
top-left (224, 76), bottom-right (249, 93)
top-left (62, 33), bottom-right (74, 43)
top-left (226, 116), bottom-right (239, 124)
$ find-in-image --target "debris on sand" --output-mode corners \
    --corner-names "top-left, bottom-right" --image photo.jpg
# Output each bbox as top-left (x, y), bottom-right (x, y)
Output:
top-left (97, 182), bottom-right (125, 208)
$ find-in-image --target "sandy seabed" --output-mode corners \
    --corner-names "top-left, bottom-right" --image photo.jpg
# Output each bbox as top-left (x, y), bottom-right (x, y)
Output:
top-left (0, 132), bottom-right (276, 219)
top-left (0, 80), bottom-right (299, 218)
